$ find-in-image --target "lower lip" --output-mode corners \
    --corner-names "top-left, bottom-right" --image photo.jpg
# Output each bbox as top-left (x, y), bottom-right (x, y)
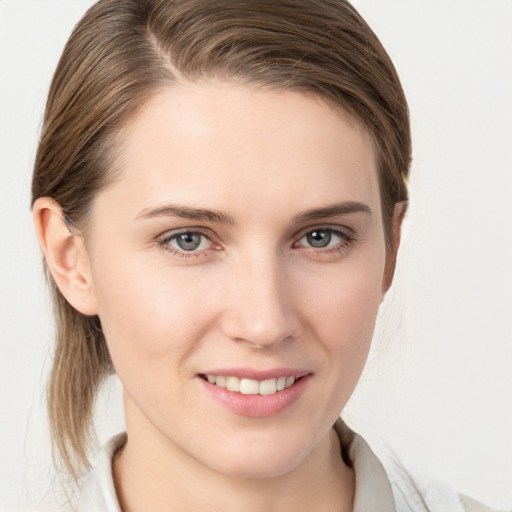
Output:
top-left (198, 375), bottom-right (311, 418)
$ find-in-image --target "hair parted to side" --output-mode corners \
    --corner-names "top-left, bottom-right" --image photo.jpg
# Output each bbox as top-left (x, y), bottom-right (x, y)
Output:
top-left (32, 0), bottom-right (411, 478)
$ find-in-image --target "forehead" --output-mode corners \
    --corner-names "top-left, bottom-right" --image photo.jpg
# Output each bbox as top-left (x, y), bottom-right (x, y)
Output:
top-left (98, 81), bottom-right (380, 220)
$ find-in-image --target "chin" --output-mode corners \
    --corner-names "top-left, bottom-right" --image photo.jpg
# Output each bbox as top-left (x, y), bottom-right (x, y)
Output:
top-left (208, 454), bottom-right (303, 480)
top-left (198, 428), bottom-right (317, 480)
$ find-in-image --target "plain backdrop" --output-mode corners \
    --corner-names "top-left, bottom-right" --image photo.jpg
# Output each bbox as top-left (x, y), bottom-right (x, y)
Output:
top-left (0, 0), bottom-right (511, 510)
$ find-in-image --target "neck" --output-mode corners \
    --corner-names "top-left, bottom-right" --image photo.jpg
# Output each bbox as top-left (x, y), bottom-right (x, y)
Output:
top-left (113, 421), bottom-right (354, 512)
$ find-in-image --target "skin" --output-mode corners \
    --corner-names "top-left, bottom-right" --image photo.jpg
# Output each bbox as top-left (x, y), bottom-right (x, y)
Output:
top-left (34, 82), bottom-right (405, 512)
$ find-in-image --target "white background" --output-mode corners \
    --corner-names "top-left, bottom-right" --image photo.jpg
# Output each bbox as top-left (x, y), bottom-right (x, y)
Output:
top-left (0, 0), bottom-right (511, 509)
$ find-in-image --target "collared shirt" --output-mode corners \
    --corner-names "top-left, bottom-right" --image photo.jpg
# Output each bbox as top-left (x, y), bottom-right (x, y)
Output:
top-left (73, 419), bottom-right (498, 512)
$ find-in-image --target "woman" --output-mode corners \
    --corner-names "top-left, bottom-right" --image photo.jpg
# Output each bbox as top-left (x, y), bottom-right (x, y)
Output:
top-left (26, 0), bottom-right (504, 511)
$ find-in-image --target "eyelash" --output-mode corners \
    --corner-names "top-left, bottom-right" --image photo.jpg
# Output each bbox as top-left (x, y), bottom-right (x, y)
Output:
top-left (294, 227), bottom-right (355, 255)
top-left (156, 226), bottom-right (356, 259)
top-left (157, 229), bottom-right (217, 259)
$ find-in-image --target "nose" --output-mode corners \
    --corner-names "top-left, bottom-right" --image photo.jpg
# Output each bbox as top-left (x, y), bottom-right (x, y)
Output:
top-left (220, 251), bottom-right (302, 349)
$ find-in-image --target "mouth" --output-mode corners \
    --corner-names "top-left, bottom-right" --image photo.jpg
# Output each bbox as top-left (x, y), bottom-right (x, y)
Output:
top-left (198, 370), bottom-right (312, 417)
top-left (199, 374), bottom-right (303, 396)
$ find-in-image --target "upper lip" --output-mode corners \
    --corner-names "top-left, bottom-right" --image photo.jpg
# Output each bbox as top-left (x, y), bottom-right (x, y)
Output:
top-left (199, 367), bottom-right (311, 380)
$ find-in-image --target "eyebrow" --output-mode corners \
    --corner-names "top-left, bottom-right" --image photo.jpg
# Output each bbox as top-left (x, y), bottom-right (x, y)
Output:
top-left (293, 201), bottom-right (372, 223)
top-left (135, 200), bottom-right (371, 225)
top-left (135, 204), bottom-right (235, 224)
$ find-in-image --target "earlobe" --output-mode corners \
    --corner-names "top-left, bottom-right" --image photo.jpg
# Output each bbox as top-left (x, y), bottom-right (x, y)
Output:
top-left (382, 201), bottom-right (408, 293)
top-left (32, 197), bottom-right (98, 315)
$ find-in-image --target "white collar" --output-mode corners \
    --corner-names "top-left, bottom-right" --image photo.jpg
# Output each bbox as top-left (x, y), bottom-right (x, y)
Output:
top-left (76, 419), bottom-right (398, 512)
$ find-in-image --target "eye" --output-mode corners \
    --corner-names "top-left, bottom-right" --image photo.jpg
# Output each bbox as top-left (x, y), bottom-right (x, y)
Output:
top-left (164, 231), bottom-right (213, 252)
top-left (296, 227), bottom-right (352, 250)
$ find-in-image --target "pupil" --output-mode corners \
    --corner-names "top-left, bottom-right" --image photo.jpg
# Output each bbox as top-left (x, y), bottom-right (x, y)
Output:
top-left (307, 230), bottom-right (331, 248)
top-left (177, 233), bottom-right (201, 251)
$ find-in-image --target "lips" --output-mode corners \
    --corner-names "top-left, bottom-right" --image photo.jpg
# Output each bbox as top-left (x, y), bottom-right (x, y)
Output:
top-left (201, 374), bottom-right (297, 395)
top-left (198, 369), bottom-right (311, 417)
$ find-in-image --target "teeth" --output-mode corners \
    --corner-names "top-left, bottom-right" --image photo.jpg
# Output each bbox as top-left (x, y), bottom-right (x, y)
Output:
top-left (259, 378), bottom-right (277, 395)
top-left (239, 378), bottom-right (259, 395)
top-left (204, 375), bottom-right (297, 395)
top-left (226, 376), bottom-right (240, 392)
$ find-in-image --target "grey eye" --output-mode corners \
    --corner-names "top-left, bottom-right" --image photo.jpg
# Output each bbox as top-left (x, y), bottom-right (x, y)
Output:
top-left (172, 232), bottom-right (204, 251)
top-left (306, 229), bottom-right (332, 248)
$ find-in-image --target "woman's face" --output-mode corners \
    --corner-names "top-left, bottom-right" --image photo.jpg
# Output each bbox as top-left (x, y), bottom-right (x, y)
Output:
top-left (84, 82), bottom-right (393, 478)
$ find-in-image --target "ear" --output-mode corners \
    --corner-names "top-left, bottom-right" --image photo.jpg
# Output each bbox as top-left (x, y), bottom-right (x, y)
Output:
top-left (382, 201), bottom-right (408, 293)
top-left (32, 197), bottom-right (98, 315)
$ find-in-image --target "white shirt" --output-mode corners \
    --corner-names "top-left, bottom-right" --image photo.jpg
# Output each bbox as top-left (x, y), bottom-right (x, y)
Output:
top-left (66, 419), bottom-right (500, 512)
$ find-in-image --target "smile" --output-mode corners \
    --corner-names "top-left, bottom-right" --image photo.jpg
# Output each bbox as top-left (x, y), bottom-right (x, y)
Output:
top-left (202, 375), bottom-right (297, 395)
top-left (198, 371), bottom-right (311, 417)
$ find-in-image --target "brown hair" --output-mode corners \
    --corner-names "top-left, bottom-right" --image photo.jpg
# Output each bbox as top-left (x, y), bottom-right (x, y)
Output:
top-left (32, 0), bottom-right (411, 478)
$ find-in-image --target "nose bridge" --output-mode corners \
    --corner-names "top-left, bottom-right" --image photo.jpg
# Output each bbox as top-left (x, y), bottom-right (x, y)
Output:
top-left (221, 246), bottom-right (300, 347)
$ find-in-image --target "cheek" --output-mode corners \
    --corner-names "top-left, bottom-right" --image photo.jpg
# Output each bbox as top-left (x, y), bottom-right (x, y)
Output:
top-left (296, 257), bottom-right (385, 383)
top-left (300, 258), bottom-right (384, 339)
top-left (89, 251), bottom-right (216, 371)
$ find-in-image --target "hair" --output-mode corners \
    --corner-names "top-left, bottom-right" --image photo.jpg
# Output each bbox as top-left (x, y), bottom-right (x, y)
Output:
top-left (31, 0), bottom-right (411, 478)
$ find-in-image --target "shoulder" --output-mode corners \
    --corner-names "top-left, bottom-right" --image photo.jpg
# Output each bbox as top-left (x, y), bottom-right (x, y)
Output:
top-left (19, 434), bottom-right (126, 512)
top-left (20, 434), bottom-right (126, 512)
top-left (74, 432), bottom-right (126, 512)
top-left (384, 457), bottom-right (502, 512)
top-left (0, 507), bottom-right (73, 512)
top-left (382, 448), bottom-right (507, 512)
top-left (335, 418), bottom-right (508, 512)
top-left (459, 495), bottom-right (507, 512)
